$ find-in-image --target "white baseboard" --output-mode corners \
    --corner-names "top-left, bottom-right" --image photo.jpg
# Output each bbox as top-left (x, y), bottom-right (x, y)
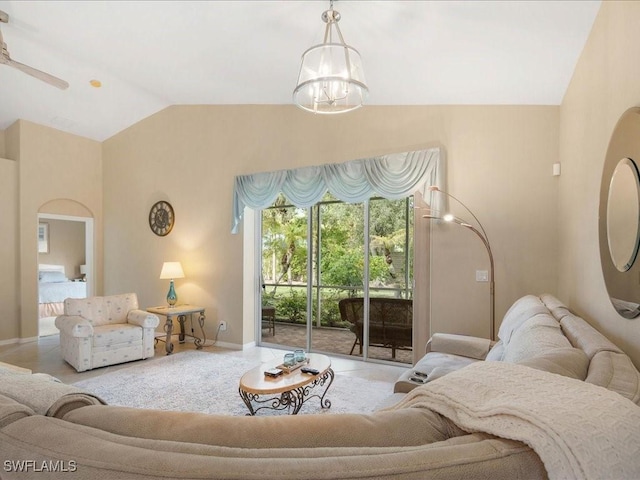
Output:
top-left (213, 340), bottom-right (244, 350)
top-left (172, 336), bottom-right (242, 351)
top-left (0, 336), bottom-right (38, 346)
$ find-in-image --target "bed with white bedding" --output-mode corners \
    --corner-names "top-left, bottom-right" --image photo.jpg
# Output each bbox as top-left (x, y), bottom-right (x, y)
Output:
top-left (38, 264), bottom-right (87, 318)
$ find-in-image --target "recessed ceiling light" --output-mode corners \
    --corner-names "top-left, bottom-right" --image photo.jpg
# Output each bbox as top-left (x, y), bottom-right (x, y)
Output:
top-left (89, 79), bottom-right (102, 88)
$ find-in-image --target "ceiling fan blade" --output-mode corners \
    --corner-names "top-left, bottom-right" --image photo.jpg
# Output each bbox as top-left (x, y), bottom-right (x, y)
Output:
top-left (5, 57), bottom-right (69, 90)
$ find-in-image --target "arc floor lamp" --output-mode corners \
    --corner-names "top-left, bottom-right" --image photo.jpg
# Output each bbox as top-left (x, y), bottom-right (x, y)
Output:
top-left (424, 186), bottom-right (495, 341)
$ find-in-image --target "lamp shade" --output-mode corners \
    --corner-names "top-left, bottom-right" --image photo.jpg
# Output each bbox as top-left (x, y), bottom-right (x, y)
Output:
top-left (293, 6), bottom-right (368, 114)
top-left (293, 44), bottom-right (367, 114)
top-left (160, 262), bottom-right (185, 280)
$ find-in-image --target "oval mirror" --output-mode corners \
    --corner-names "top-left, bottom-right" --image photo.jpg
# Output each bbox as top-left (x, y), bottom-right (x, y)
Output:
top-left (599, 107), bottom-right (640, 319)
top-left (607, 158), bottom-right (640, 272)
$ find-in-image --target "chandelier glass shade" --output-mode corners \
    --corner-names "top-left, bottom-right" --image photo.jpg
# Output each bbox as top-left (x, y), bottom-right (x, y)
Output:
top-left (293, 5), bottom-right (368, 114)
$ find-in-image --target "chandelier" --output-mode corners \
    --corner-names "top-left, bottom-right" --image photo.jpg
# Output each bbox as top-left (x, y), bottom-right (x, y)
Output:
top-left (293, 0), bottom-right (368, 114)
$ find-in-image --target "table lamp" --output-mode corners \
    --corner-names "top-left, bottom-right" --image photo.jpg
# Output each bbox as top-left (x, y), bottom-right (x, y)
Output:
top-left (160, 262), bottom-right (185, 307)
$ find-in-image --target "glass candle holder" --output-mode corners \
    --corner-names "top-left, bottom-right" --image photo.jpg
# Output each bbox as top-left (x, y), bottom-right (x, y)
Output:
top-left (283, 353), bottom-right (296, 366)
top-left (294, 349), bottom-right (306, 363)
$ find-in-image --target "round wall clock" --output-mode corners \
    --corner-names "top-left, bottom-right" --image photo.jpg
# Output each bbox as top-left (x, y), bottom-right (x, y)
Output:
top-left (149, 201), bottom-right (175, 236)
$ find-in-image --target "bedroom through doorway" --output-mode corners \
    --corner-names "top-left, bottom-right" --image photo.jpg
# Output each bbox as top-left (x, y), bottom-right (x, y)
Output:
top-left (37, 213), bottom-right (94, 338)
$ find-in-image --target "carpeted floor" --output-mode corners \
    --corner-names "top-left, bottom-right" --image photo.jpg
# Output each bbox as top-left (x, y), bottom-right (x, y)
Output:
top-left (73, 350), bottom-right (396, 416)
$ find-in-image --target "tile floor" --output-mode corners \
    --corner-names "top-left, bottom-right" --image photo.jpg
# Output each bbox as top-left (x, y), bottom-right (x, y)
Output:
top-left (0, 334), bottom-right (409, 386)
top-left (260, 322), bottom-right (414, 365)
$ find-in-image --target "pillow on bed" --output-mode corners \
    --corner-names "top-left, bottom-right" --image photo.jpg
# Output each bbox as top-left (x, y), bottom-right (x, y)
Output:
top-left (39, 271), bottom-right (68, 283)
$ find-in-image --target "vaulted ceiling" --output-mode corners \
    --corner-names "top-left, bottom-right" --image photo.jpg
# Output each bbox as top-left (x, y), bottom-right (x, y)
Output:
top-left (0, 1), bottom-right (601, 141)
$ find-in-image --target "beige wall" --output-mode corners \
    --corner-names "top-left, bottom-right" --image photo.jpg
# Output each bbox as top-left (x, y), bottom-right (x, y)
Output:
top-left (2, 120), bottom-right (102, 341)
top-left (0, 129), bottom-right (6, 158)
top-left (429, 107), bottom-right (560, 339)
top-left (10, 1), bottom-right (640, 369)
top-left (559, 0), bottom-right (640, 366)
top-left (103, 104), bottom-right (559, 347)
top-left (0, 157), bottom-right (19, 342)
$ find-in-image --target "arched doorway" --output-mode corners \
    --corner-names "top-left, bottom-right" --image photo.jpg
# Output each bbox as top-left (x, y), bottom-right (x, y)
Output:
top-left (37, 200), bottom-right (94, 337)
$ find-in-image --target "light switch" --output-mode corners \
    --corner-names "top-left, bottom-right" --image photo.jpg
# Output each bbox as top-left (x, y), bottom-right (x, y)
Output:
top-left (476, 270), bottom-right (489, 282)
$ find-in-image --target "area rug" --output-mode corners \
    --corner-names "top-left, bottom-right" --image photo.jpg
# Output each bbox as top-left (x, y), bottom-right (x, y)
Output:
top-left (73, 351), bottom-right (395, 416)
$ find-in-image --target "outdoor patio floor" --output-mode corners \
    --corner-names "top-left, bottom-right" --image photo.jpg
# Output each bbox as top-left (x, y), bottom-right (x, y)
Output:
top-left (260, 322), bottom-right (413, 365)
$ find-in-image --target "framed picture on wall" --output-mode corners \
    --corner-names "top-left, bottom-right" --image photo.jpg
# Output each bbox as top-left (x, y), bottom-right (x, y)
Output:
top-left (38, 223), bottom-right (49, 254)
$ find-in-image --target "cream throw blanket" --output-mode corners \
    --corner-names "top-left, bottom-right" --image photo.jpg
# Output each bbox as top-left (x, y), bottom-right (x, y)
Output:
top-left (386, 362), bottom-right (640, 480)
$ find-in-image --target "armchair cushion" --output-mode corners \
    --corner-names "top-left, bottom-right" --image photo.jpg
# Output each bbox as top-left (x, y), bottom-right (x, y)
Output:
top-left (64, 293), bottom-right (140, 327)
top-left (55, 315), bottom-right (94, 338)
top-left (93, 324), bottom-right (143, 348)
top-left (127, 309), bottom-right (160, 328)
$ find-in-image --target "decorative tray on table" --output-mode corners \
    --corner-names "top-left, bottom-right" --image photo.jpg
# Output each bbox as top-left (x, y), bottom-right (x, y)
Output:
top-left (276, 359), bottom-right (310, 374)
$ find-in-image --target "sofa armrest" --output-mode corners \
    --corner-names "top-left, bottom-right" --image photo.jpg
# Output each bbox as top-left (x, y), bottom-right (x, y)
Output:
top-left (0, 370), bottom-right (104, 418)
top-left (426, 333), bottom-right (493, 360)
top-left (54, 315), bottom-right (93, 338)
top-left (127, 309), bottom-right (160, 328)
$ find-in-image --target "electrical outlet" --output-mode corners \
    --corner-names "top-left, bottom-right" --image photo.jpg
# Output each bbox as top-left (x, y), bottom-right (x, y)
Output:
top-left (219, 321), bottom-right (227, 331)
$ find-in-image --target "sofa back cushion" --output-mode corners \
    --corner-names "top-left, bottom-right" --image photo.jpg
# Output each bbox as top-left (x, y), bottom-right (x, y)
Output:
top-left (539, 293), bottom-right (575, 322)
top-left (559, 315), bottom-right (623, 359)
top-left (485, 341), bottom-right (504, 361)
top-left (0, 393), bottom-right (34, 428)
top-left (587, 351), bottom-right (640, 404)
top-left (64, 294), bottom-right (139, 326)
top-left (502, 314), bottom-right (571, 364)
top-left (517, 347), bottom-right (590, 380)
top-left (498, 295), bottom-right (550, 346)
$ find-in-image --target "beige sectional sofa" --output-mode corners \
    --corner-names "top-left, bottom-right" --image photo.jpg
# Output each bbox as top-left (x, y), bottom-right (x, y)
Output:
top-left (395, 294), bottom-right (640, 405)
top-left (1, 294), bottom-right (639, 479)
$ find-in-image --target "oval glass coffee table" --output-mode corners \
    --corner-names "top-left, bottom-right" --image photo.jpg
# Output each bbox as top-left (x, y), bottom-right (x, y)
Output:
top-left (238, 353), bottom-right (334, 415)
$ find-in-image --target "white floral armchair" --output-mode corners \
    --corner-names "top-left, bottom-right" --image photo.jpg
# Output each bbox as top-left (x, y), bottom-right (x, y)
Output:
top-left (55, 293), bottom-right (160, 372)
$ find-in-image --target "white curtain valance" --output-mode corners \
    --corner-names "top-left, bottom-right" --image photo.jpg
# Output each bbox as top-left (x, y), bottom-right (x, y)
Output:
top-left (231, 147), bottom-right (443, 233)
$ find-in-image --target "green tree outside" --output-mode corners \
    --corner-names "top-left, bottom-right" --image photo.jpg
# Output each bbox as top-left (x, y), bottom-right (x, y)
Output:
top-left (261, 193), bottom-right (413, 328)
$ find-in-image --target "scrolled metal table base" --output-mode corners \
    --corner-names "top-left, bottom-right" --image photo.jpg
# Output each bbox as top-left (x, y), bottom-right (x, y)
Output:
top-left (239, 368), bottom-right (335, 416)
top-left (192, 312), bottom-right (207, 348)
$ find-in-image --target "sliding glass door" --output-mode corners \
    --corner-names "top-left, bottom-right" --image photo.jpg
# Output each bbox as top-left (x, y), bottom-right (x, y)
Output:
top-left (259, 194), bottom-right (414, 364)
top-left (260, 197), bottom-right (308, 353)
top-left (365, 197), bottom-right (414, 363)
